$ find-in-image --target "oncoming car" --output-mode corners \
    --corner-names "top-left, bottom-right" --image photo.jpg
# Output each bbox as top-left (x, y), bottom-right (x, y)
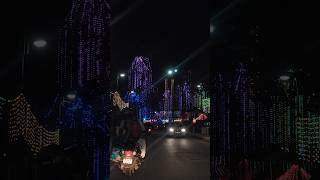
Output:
top-left (167, 122), bottom-right (187, 136)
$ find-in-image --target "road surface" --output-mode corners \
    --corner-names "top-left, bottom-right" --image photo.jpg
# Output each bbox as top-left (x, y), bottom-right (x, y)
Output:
top-left (110, 131), bottom-right (210, 180)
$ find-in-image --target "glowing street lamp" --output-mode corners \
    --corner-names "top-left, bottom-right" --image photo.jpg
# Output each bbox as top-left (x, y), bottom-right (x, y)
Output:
top-left (117, 73), bottom-right (126, 89)
top-left (280, 75), bottom-right (290, 81)
top-left (197, 84), bottom-right (201, 88)
top-left (65, 90), bottom-right (77, 101)
top-left (33, 39), bottom-right (47, 48)
top-left (21, 38), bottom-right (47, 89)
top-left (166, 68), bottom-right (178, 122)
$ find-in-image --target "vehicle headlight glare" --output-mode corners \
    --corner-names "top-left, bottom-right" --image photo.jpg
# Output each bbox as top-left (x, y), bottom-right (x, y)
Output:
top-left (181, 128), bottom-right (186, 132)
top-left (169, 128), bottom-right (174, 132)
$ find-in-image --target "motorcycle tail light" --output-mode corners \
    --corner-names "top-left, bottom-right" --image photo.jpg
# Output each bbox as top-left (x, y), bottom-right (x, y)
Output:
top-left (124, 150), bottom-right (133, 157)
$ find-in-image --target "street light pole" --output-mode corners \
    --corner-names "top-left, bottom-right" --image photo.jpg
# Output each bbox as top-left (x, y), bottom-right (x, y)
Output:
top-left (116, 73), bottom-right (126, 91)
top-left (20, 37), bottom-right (47, 90)
top-left (116, 75), bottom-right (119, 90)
top-left (166, 68), bottom-right (178, 122)
top-left (21, 38), bottom-right (30, 90)
top-left (171, 78), bottom-right (174, 122)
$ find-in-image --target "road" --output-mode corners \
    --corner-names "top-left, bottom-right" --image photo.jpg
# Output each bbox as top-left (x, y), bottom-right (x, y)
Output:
top-left (110, 130), bottom-right (210, 180)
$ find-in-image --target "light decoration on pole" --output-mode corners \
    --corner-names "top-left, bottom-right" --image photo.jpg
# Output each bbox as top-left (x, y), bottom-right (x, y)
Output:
top-left (8, 94), bottom-right (59, 154)
top-left (128, 56), bottom-right (152, 120)
top-left (296, 112), bottom-right (320, 163)
top-left (55, 0), bottom-right (111, 178)
top-left (57, 0), bottom-right (110, 89)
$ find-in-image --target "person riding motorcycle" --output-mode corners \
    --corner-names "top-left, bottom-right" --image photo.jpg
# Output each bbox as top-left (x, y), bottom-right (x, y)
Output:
top-left (112, 107), bottom-right (146, 161)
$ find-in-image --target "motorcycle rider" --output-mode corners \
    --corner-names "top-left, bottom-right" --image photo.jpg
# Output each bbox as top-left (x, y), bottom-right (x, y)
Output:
top-left (120, 107), bottom-right (146, 159)
top-left (111, 106), bottom-right (146, 161)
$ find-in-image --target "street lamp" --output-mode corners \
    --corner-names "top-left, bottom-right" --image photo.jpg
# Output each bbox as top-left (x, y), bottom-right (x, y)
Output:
top-left (116, 73), bottom-right (126, 89)
top-left (166, 68), bottom-right (178, 122)
top-left (21, 38), bottom-right (47, 89)
top-left (33, 39), bottom-right (47, 48)
top-left (280, 75), bottom-right (290, 81)
top-left (196, 84), bottom-right (204, 111)
top-left (65, 90), bottom-right (77, 101)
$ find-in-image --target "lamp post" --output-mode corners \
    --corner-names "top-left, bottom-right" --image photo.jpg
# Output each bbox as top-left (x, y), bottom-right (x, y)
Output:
top-left (197, 84), bottom-right (203, 111)
top-left (116, 73), bottom-right (126, 90)
top-left (167, 68), bottom-right (178, 122)
top-left (58, 89), bottom-right (77, 146)
top-left (21, 38), bottom-right (47, 89)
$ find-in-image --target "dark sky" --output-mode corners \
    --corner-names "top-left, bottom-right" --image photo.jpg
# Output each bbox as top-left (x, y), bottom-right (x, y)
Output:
top-left (208, 0), bottom-right (320, 91)
top-left (111, 0), bottom-right (211, 90)
top-left (0, 0), bottom-right (68, 113)
top-left (1, 0), bottom-right (320, 99)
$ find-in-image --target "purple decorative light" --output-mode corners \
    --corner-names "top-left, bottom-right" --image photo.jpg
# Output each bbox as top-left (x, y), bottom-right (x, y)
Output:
top-left (56, 0), bottom-right (111, 179)
top-left (128, 56), bottom-right (152, 91)
top-left (58, 0), bottom-right (110, 89)
top-left (128, 56), bottom-right (153, 120)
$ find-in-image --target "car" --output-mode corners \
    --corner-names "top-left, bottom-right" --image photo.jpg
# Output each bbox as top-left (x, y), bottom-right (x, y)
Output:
top-left (167, 122), bottom-right (188, 137)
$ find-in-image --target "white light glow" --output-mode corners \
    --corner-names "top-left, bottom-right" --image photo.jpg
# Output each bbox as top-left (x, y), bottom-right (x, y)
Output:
top-left (280, 75), bottom-right (290, 81)
top-left (33, 39), bottom-right (47, 48)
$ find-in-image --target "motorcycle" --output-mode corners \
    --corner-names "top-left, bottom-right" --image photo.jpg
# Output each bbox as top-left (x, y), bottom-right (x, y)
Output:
top-left (111, 139), bottom-right (143, 176)
top-left (119, 148), bottom-right (142, 176)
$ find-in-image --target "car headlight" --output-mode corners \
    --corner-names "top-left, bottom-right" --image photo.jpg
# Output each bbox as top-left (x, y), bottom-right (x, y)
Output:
top-left (169, 128), bottom-right (174, 132)
top-left (181, 128), bottom-right (186, 132)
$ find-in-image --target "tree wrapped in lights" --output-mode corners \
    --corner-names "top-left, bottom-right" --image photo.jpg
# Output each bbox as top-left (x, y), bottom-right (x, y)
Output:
top-left (58, 0), bottom-right (110, 89)
top-left (56, 0), bottom-right (111, 179)
top-left (8, 94), bottom-right (59, 154)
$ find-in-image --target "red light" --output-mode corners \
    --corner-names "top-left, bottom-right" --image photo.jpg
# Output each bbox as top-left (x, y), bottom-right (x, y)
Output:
top-left (124, 150), bottom-right (133, 157)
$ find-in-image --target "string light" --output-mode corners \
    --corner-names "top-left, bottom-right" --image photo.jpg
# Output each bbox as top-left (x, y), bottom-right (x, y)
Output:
top-left (128, 56), bottom-right (152, 120)
top-left (7, 94), bottom-right (59, 154)
top-left (57, 0), bottom-right (111, 179)
top-left (112, 91), bottom-right (129, 111)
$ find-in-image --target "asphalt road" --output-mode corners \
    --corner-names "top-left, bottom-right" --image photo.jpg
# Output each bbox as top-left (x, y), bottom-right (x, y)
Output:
top-left (110, 130), bottom-right (210, 180)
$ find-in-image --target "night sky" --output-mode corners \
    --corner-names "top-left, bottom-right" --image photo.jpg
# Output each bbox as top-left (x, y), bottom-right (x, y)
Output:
top-left (1, 0), bottom-right (320, 103)
top-left (111, 0), bottom-right (211, 90)
top-left (1, 0), bottom-right (68, 113)
top-left (209, 0), bottom-right (320, 91)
